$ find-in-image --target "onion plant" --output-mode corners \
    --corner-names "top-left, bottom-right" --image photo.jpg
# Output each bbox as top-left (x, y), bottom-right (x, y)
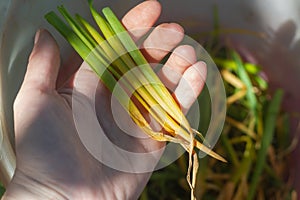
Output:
top-left (45, 1), bottom-right (225, 199)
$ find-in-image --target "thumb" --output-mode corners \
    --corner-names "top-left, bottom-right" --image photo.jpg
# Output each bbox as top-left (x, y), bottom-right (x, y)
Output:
top-left (22, 29), bottom-right (60, 91)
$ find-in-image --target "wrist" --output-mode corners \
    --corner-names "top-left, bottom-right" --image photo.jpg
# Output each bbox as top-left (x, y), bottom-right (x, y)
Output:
top-left (2, 170), bottom-right (67, 200)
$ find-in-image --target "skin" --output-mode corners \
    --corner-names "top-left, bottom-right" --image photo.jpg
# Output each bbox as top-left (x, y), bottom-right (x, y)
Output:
top-left (2, 1), bottom-right (207, 199)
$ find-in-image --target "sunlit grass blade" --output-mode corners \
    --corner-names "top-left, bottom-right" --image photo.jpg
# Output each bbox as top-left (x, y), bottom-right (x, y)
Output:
top-left (75, 14), bottom-right (105, 45)
top-left (57, 6), bottom-right (98, 50)
top-left (214, 58), bottom-right (261, 74)
top-left (45, 12), bottom-right (91, 60)
top-left (232, 51), bottom-right (258, 116)
top-left (45, 12), bottom-right (115, 90)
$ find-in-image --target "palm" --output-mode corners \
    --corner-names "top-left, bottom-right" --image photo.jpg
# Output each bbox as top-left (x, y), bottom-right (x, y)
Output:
top-left (15, 80), bottom-right (160, 199)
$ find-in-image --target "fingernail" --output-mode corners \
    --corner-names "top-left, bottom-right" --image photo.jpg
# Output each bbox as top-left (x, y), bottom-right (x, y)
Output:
top-left (29, 29), bottom-right (42, 61)
top-left (34, 29), bottom-right (41, 44)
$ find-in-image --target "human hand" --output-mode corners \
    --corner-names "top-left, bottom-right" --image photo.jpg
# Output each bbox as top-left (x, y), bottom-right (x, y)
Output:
top-left (2, 1), bottom-right (207, 199)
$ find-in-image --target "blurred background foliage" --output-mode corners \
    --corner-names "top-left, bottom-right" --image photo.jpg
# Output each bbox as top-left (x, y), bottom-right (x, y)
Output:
top-left (139, 8), bottom-right (297, 200)
top-left (140, 43), bottom-right (296, 200)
